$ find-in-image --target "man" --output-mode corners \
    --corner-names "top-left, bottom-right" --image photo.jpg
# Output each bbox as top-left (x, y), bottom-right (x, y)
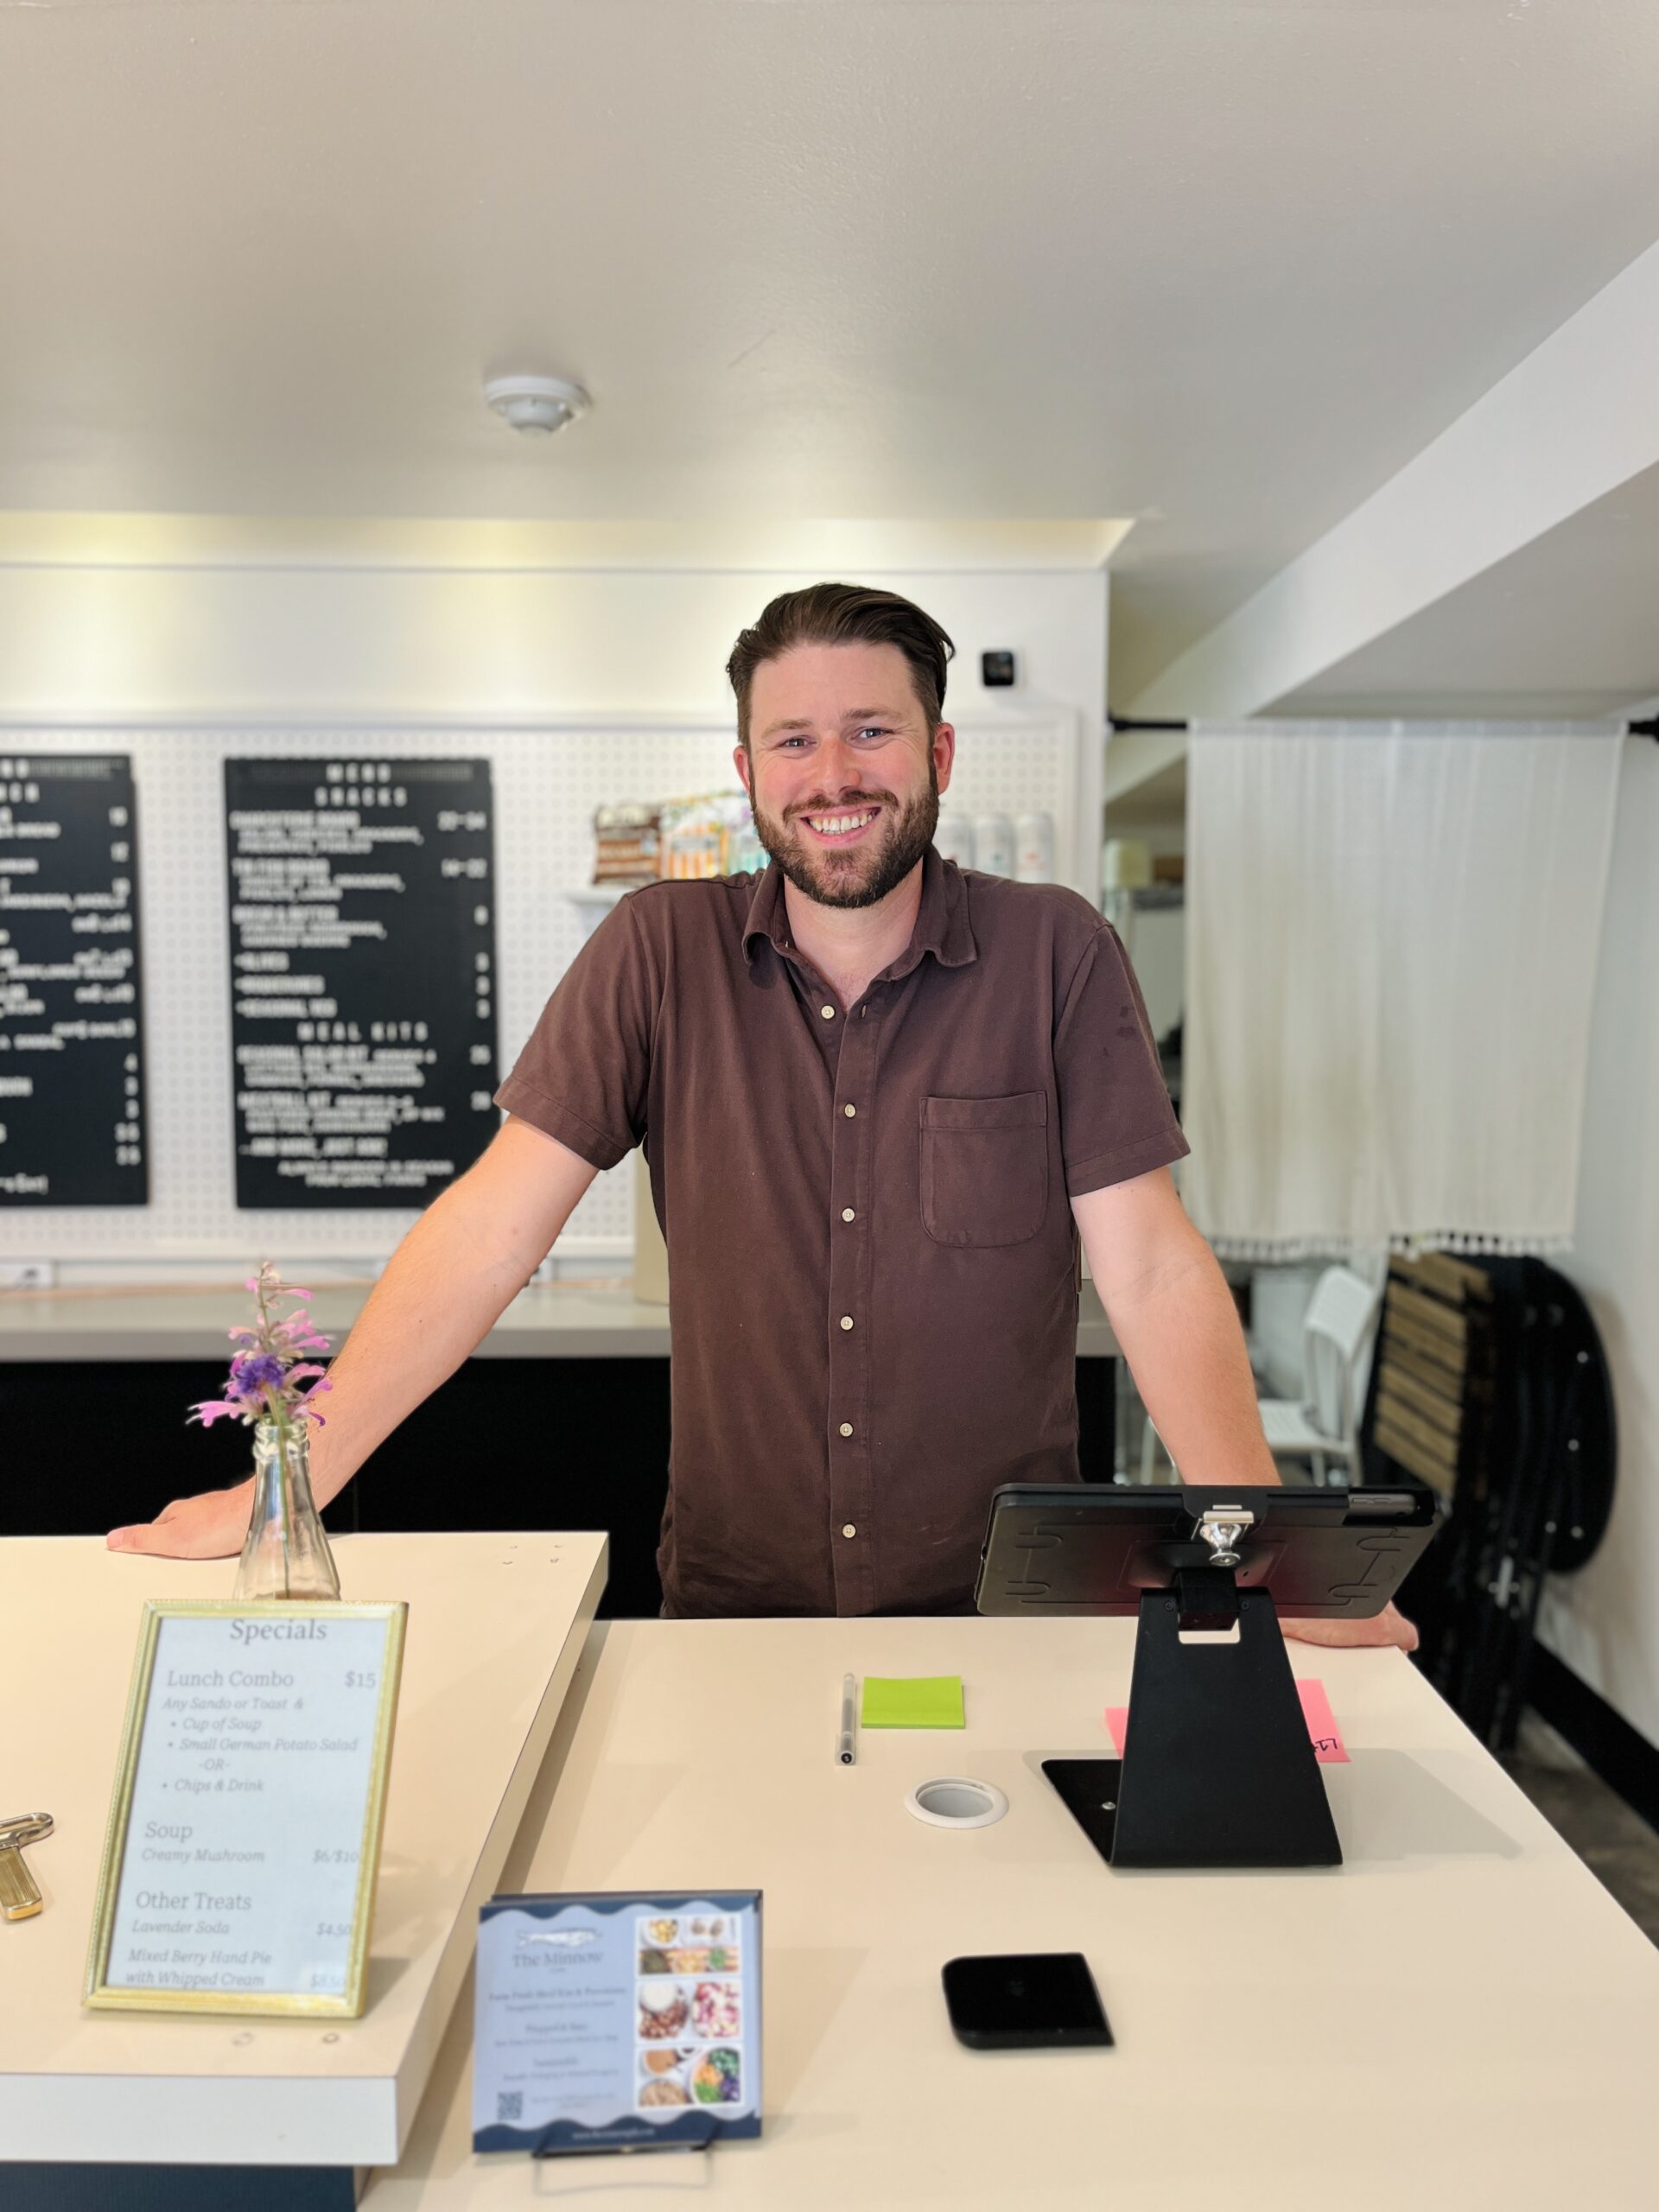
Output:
top-left (110, 582), bottom-right (1412, 1649)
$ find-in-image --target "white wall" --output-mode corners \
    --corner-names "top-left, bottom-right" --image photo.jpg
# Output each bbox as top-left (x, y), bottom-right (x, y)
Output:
top-left (1540, 732), bottom-right (1659, 1751)
top-left (1116, 902), bottom-right (1184, 1045)
top-left (0, 555), bottom-right (1106, 737)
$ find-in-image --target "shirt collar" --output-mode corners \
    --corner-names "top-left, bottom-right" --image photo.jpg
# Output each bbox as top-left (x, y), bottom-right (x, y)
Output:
top-left (741, 844), bottom-right (979, 976)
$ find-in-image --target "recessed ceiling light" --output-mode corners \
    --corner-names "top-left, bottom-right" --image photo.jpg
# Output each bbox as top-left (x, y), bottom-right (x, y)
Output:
top-left (484, 374), bottom-right (591, 438)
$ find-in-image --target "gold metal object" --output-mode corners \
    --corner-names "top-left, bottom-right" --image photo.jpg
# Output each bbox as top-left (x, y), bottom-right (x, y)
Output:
top-left (84, 1599), bottom-right (405, 2018)
top-left (0, 1813), bottom-right (53, 1921)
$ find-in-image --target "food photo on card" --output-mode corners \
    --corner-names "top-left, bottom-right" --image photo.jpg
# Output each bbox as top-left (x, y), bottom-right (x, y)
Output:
top-left (472, 1891), bottom-right (762, 2155)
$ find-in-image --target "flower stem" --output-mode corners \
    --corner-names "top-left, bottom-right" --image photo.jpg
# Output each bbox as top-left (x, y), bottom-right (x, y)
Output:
top-left (262, 1382), bottom-right (292, 1599)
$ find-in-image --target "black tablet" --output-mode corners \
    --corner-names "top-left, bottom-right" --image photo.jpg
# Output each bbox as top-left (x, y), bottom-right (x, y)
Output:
top-left (975, 1482), bottom-right (1437, 1618)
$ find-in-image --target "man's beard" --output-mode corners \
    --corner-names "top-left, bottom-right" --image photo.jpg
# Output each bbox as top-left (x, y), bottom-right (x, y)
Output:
top-left (753, 761), bottom-right (940, 911)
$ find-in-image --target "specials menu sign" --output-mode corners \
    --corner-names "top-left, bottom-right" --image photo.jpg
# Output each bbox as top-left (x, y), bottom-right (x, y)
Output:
top-left (85, 1601), bottom-right (407, 2018)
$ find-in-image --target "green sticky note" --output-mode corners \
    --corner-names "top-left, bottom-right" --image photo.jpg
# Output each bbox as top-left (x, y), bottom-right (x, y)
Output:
top-left (861, 1675), bottom-right (965, 1729)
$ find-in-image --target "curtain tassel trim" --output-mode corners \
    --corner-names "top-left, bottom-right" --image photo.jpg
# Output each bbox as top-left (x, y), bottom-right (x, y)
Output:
top-left (1204, 1230), bottom-right (1578, 1262)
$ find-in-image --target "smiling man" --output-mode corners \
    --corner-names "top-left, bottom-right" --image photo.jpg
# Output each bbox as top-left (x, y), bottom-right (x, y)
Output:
top-left (109, 582), bottom-right (1411, 1648)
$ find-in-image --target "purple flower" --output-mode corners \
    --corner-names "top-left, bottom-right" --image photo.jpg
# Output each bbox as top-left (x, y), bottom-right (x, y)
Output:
top-left (188, 1399), bottom-right (247, 1428)
top-left (272, 1313), bottom-right (331, 1354)
top-left (189, 1262), bottom-right (334, 1433)
top-left (230, 1351), bottom-right (288, 1399)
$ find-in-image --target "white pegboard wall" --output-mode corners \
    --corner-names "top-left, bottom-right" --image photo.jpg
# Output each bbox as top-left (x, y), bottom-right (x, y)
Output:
top-left (0, 713), bottom-right (1080, 1266)
top-left (935, 718), bottom-right (1084, 886)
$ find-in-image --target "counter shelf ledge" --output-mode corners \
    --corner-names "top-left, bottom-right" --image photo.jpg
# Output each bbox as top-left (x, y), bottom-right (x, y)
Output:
top-left (0, 1529), bottom-right (607, 2212)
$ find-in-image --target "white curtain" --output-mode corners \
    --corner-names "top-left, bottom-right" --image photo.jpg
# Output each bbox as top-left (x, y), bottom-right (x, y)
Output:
top-left (1180, 721), bottom-right (1625, 1260)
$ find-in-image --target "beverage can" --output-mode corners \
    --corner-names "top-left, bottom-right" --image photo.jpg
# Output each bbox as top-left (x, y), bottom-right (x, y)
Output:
top-left (1014, 811), bottom-right (1053, 882)
top-left (973, 812), bottom-right (1014, 875)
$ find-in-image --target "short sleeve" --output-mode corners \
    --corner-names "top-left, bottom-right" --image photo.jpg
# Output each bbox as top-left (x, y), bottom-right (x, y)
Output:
top-left (1054, 923), bottom-right (1189, 1196)
top-left (493, 897), bottom-right (657, 1170)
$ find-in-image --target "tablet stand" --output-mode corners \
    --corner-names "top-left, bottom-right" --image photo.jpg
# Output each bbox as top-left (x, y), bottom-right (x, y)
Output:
top-left (1110, 1510), bottom-right (1342, 1870)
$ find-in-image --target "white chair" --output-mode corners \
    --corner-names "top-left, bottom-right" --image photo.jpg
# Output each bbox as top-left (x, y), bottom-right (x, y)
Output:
top-left (1140, 1263), bottom-right (1383, 1487)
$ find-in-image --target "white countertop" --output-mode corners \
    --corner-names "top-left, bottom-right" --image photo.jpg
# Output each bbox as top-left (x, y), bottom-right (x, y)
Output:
top-left (0, 1531), bottom-right (607, 2169)
top-left (0, 1280), bottom-right (1120, 1361)
top-left (370, 1614), bottom-right (1659, 2211)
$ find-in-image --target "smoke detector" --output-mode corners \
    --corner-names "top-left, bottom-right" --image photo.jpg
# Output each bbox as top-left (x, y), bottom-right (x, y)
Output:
top-left (484, 374), bottom-right (591, 437)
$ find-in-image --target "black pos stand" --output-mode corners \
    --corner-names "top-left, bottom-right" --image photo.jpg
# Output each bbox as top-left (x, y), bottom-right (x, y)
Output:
top-left (1115, 1517), bottom-right (1338, 1866)
top-left (975, 1483), bottom-right (1438, 1872)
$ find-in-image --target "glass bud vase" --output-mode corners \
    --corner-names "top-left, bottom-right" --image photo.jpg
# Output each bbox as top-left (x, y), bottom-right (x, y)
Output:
top-left (232, 1418), bottom-right (341, 1602)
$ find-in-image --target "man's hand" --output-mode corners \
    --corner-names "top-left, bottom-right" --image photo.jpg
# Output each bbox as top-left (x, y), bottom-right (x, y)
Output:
top-left (1284, 1600), bottom-right (1418, 1653)
top-left (108, 1481), bottom-right (254, 1560)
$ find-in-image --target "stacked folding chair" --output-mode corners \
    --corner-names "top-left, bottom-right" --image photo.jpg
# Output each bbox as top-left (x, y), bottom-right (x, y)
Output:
top-left (1362, 1253), bottom-right (1616, 1752)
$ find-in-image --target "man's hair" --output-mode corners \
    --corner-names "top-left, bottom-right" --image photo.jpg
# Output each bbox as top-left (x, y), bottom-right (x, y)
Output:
top-left (726, 582), bottom-right (957, 750)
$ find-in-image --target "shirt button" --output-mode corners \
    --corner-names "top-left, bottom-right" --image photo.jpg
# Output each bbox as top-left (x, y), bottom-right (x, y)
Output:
top-left (820, 1003), bottom-right (836, 1020)
top-left (842, 1206), bottom-right (855, 1223)
top-left (840, 1314), bottom-right (854, 1332)
top-left (842, 1523), bottom-right (857, 1540)
top-left (839, 1421), bottom-right (854, 1438)
top-left (843, 1103), bottom-right (857, 1118)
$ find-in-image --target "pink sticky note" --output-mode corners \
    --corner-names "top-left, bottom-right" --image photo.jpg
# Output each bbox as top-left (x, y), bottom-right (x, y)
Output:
top-left (1296, 1679), bottom-right (1349, 1764)
top-left (1103, 1680), bottom-right (1348, 1764)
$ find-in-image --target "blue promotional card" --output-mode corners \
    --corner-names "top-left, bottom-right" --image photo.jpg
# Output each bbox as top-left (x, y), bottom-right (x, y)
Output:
top-left (472, 1891), bottom-right (763, 2155)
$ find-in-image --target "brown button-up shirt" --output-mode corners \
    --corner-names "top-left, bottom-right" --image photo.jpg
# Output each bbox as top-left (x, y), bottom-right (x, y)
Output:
top-left (497, 848), bottom-right (1187, 1618)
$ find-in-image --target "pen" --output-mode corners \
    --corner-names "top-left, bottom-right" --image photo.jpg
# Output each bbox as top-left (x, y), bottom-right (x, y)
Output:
top-left (837, 1673), bottom-right (857, 1766)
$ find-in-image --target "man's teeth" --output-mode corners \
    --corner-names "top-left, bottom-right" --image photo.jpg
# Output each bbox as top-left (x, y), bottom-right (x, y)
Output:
top-left (807, 809), bottom-right (877, 835)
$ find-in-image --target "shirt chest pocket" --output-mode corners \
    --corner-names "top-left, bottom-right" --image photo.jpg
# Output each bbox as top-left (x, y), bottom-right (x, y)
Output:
top-left (920, 1092), bottom-right (1050, 1249)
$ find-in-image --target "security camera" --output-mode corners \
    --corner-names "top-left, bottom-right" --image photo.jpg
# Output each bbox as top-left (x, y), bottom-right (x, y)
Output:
top-left (484, 374), bottom-right (591, 437)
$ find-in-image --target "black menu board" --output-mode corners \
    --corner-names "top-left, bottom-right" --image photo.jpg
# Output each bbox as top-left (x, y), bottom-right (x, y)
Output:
top-left (225, 757), bottom-right (499, 1209)
top-left (0, 752), bottom-right (148, 1207)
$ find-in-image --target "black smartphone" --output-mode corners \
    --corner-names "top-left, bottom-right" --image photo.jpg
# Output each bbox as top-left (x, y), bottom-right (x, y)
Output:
top-left (941, 1952), bottom-right (1114, 2050)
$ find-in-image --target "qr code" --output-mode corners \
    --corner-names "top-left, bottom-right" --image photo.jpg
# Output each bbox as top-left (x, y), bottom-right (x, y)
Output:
top-left (496, 2091), bottom-right (524, 2123)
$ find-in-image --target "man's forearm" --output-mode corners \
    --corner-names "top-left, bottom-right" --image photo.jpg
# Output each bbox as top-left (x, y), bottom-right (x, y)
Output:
top-left (1105, 1225), bottom-right (1280, 1488)
top-left (305, 1187), bottom-right (535, 1508)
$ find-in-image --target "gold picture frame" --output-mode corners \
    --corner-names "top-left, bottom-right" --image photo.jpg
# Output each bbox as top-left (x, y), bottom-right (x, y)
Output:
top-left (85, 1598), bottom-right (407, 2019)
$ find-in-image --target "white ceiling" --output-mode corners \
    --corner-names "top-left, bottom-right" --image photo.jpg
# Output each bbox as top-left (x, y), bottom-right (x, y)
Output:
top-left (3, 0), bottom-right (1659, 708)
top-left (1275, 457), bottom-right (1659, 720)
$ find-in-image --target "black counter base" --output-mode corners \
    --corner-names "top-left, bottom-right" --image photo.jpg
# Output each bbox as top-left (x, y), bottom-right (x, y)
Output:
top-left (4, 2165), bottom-right (360, 2212)
top-left (3, 1354), bottom-right (1117, 1621)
